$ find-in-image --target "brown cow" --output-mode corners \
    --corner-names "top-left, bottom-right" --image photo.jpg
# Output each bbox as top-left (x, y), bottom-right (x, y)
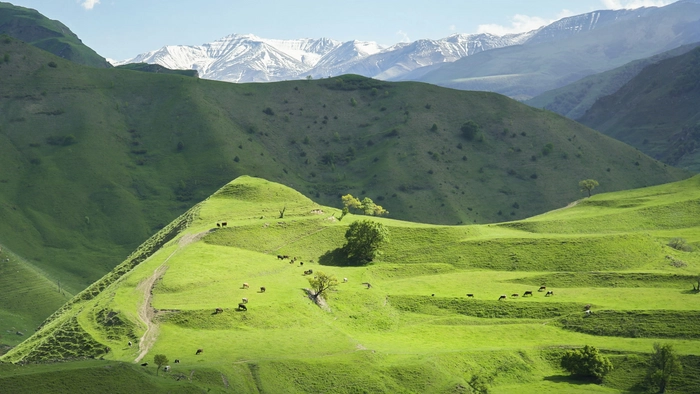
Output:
top-left (242, 283), bottom-right (249, 289)
top-left (214, 308), bottom-right (223, 314)
top-left (511, 293), bottom-right (519, 298)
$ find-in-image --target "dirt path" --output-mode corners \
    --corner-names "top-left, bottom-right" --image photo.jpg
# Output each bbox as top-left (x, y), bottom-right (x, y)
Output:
top-left (134, 230), bottom-right (212, 363)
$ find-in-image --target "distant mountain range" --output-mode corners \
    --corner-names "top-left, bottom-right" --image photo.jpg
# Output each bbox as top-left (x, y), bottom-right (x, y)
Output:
top-left (113, 32), bottom-right (530, 83)
top-left (115, 1), bottom-right (700, 97)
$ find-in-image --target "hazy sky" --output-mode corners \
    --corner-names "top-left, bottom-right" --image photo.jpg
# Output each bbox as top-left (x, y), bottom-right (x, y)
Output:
top-left (8, 0), bottom-right (677, 60)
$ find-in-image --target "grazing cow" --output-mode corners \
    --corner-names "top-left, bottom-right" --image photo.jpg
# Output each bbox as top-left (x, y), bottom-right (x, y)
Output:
top-left (221, 222), bottom-right (227, 227)
top-left (238, 303), bottom-right (247, 311)
top-left (242, 283), bottom-right (249, 289)
top-left (343, 278), bottom-right (348, 283)
top-left (241, 298), bottom-right (248, 304)
top-left (584, 304), bottom-right (591, 311)
top-left (363, 282), bottom-right (372, 289)
top-left (431, 294), bottom-right (435, 297)
top-left (216, 223), bottom-right (221, 228)
top-left (523, 291), bottom-right (533, 297)
top-left (163, 366), bottom-right (170, 372)
top-left (545, 291), bottom-right (554, 297)
top-left (466, 293), bottom-right (474, 298)
top-left (215, 308), bottom-right (223, 314)
top-left (128, 341), bottom-right (132, 347)
top-left (498, 295), bottom-right (507, 301)
top-left (538, 286), bottom-right (546, 292)
top-left (277, 255), bottom-right (284, 260)
top-left (260, 286), bottom-right (266, 293)
top-left (290, 260), bottom-right (294, 264)
top-left (585, 310), bottom-right (592, 316)
top-left (141, 363), bottom-right (148, 366)
top-left (300, 262), bottom-right (304, 266)
top-left (174, 359), bottom-right (180, 364)
top-left (196, 349), bottom-right (203, 355)
top-left (511, 293), bottom-right (519, 298)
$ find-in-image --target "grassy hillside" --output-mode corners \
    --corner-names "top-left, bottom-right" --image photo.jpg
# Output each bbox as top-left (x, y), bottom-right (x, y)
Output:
top-left (0, 244), bottom-right (70, 349)
top-left (0, 35), bottom-right (687, 302)
top-left (3, 175), bottom-right (700, 393)
top-left (579, 46), bottom-right (700, 172)
top-left (525, 42), bottom-right (700, 119)
top-left (413, 1), bottom-right (700, 100)
top-left (0, 2), bottom-right (110, 68)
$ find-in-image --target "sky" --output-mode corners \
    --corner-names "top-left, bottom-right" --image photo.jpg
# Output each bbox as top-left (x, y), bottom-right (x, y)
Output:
top-left (7, 0), bottom-right (678, 60)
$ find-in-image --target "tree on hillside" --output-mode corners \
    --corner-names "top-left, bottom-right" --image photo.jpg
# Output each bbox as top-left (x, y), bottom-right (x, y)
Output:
top-left (647, 343), bottom-right (682, 393)
top-left (461, 120), bottom-right (481, 141)
top-left (154, 354), bottom-right (169, 375)
top-left (307, 271), bottom-right (338, 299)
top-left (579, 179), bottom-right (599, 197)
top-left (341, 194), bottom-right (388, 216)
top-left (343, 220), bottom-right (389, 264)
top-left (560, 345), bottom-right (613, 382)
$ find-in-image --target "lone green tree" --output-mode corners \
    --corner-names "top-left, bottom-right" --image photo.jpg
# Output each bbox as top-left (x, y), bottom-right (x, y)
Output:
top-left (560, 345), bottom-right (613, 382)
top-left (461, 120), bottom-right (481, 141)
top-left (343, 220), bottom-right (389, 263)
top-left (154, 354), bottom-right (169, 375)
top-left (579, 179), bottom-right (599, 197)
top-left (307, 271), bottom-right (338, 299)
top-left (647, 343), bottom-right (682, 393)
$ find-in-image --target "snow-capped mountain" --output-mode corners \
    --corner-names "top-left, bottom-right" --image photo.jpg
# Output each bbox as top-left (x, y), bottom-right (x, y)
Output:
top-left (115, 32), bottom-right (529, 83)
top-left (115, 2), bottom-right (693, 85)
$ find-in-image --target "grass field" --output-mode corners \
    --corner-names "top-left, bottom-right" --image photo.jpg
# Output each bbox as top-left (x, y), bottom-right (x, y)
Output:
top-left (3, 175), bottom-right (700, 392)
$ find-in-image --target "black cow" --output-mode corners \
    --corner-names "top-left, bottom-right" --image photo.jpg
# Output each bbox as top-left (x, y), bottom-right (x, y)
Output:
top-left (238, 303), bottom-right (247, 311)
top-left (466, 293), bottom-right (474, 298)
top-left (174, 359), bottom-right (180, 364)
top-left (538, 286), bottom-right (546, 292)
top-left (545, 291), bottom-right (554, 297)
top-left (141, 362), bottom-right (148, 366)
top-left (523, 291), bottom-right (533, 297)
top-left (498, 295), bottom-right (507, 301)
top-left (214, 308), bottom-right (223, 314)
top-left (260, 287), bottom-right (266, 293)
top-left (196, 349), bottom-right (203, 355)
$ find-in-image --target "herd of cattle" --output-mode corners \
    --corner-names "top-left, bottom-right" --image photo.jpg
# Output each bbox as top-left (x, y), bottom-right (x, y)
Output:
top-left (139, 227), bottom-right (570, 372)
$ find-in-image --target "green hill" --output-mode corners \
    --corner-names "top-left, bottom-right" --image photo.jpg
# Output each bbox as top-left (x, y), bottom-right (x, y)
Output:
top-left (3, 175), bottom-right (700, 393)
top-left (579, 46), bottom-right (700, 172)
top-left (0, 2), bottom-right (110, 68)
top-left (525, 42), bottom-right (700, 119)
top-left (0, 244), bottom-right (70, 349)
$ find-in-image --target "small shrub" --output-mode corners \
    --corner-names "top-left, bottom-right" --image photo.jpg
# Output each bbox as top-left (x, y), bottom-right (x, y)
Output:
top-left (48, 61), bottom-right (57, 68)
top-left (461, 120), bottom-right (480, 141)
top-left (668, 238), bottom-right (692, 252)
top-left (262, 107), bottom-right (275, 116)
top-left (560, 345), bottom-right (613, 382)
top-left (350, 98), bottom-right (357, 107)
top-left (542, 143), bottom-right (554, 156)
top-left (430, 123), bottom-right (438, 132)
top-left (3, 53), bottom-right (9, 63)
top-left (233, 156), bottom-right (240, 162)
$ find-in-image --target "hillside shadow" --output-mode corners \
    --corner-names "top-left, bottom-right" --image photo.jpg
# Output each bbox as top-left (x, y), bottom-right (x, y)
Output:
top-left (543, 375), bottom-right (595, 386)
top-left (318, 248), bottom-right (351, 266)
top-left (318, 247), bottom-right (367, 267)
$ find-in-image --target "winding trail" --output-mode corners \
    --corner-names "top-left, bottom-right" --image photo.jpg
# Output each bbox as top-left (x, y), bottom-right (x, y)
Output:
top-left (134, 230), bottom-right (212, 363)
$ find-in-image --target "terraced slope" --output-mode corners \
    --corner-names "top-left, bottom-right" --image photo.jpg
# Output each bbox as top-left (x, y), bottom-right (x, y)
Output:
top-left (4, 176), bottom-right (700, 393)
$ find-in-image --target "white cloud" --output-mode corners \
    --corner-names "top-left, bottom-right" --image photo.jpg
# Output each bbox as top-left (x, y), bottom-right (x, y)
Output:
top-left (477, 10), bottom-right (574, 36)
top-left (449, 25), bottom-right (456, 32)
top-left (600, 0), bottom-right (674, 9)
top-left (396, 30), bottom-right (410, 43)
top-left (80, 0), bottom-right (100, 10)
